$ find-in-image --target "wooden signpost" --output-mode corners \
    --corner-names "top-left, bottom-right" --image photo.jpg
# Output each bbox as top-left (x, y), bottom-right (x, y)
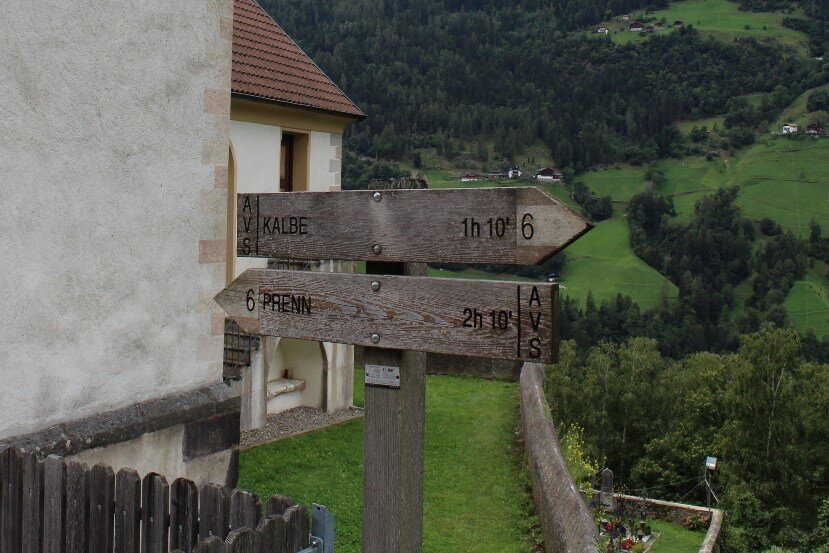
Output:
top-left (215, 269), bottom-right (559, 363)
top-left (235, 187), bottom-right (590, 264)
top-left (216, 185), bottom-right (590, 553)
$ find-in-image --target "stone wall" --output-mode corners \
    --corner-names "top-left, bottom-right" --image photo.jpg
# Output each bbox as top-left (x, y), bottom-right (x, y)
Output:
top-left (607, 494), bottom-right (723, 553)
top-left (520, 363), bottom-right (599, 553)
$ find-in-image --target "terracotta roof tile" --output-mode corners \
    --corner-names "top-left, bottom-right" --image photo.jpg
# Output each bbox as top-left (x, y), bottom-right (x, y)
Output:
top-left (232, 0), bottom-right (365, 119)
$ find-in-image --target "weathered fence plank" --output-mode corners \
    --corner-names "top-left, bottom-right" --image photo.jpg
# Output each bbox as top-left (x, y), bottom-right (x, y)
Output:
top-left (22, 452), bottom-right (43, 553)
top-left (43, 456), bottom-right (65, 553)
top-left (254, 516), bottom-right (286, 553)
top-left (141, 473), bottom-right (169, 553)
top-left (283, 504), bottom-right (309, 552)
top-left (194, 537), bottom-right (223, 553)
top-left (2, 448), bottom-right (23, 553)
top-left (114, 468), bottom-right (140, 553)
top-left (265, 495), bottom-right (293, 517)
top-left (170, 478), bottom-right (199, 553)
top-left (0, 446), bottom-right (321, 553)
top-left (225, 528), bottom-right (254, 553)
top-left (199, 484), bottom-right (230, 540)
top-left (65, 459), bottom-right (89, 553)
top-left (89, 464), bottom-right (115, 553)
top-left (229, 490), bottom-right (261, 532)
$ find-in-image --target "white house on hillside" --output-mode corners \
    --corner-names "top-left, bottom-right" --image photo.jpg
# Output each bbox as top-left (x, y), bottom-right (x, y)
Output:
top-left (228, 0), bottom-right (365, 430)
top-left (782, 123), bottom-right (800, 134)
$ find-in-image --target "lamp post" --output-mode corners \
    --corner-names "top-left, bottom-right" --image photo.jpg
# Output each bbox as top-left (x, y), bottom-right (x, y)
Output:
top-left (705, 456), bottom-right (718, 510)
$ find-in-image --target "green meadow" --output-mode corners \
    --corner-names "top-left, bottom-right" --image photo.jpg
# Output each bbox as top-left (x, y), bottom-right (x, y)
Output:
top-left (648, 519), bottom-right (707, 553)
top-left (784, 263), bottom-right (829, 337)
top-left (599, 0), bottom-right (808, 53)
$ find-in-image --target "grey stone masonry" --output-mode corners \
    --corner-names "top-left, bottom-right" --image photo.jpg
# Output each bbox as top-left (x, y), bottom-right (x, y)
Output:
top-left (0, 383), bottom-right (240, 459)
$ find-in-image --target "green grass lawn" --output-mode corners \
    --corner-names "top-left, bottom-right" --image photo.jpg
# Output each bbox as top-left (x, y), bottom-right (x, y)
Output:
top-left (730, 137), bottom-right (829, 236)
top-left (238, 372), bottom-right (537, 552)
top-left (648, 519), bottom-right (707, 553)
top-left (784, 262), bottom-right (829, 337)
top-left (600, 0), bottom-right (808, 53)
top-left (561, 215), bottom-right (678, 310)
top-left (772, 83), bottom-right (829, 131)
top-left (580, 166), bottom-right (647, 203)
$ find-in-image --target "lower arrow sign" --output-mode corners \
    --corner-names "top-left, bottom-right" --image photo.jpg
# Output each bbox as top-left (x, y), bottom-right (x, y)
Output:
top-left (215, 269), bottom-right (559, 363)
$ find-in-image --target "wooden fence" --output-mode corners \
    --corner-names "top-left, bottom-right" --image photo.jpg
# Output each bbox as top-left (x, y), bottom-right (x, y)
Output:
top-left (0, 447), bottom-right (327, 553)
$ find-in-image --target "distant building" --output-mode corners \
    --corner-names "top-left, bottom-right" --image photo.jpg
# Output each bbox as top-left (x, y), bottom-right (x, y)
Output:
top-left (487, 171), bottom-right (508, 180)
top-left (536, 167), bottom-right (564, 182)
top-left (782, 123), bottom-right (800, 135)
top-left (461, 172), bottom-right (482, 182)
top-left (806, 123), bottom-right (823, 136)
top-left (674, 20), bottom-right (685, 28)
top-left (630, 21), bottom-right (645, 32)
top-left (621, 14), bottom-right (631, 21)
top-left (597, 27), bottom-right (610, 34)
top-left (508, 167), bottom-right (522, 178)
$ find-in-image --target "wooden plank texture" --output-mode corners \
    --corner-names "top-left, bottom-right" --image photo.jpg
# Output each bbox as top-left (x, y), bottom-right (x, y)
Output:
top-left (43, 456), bottom-right (65, 553)
top-left (88, 464), bottom-right (115, 553)
top-left (282, 504), bottom-right (309, 552)
top-left (193, 537), bottom-right (222, 553)
top-left (264, 495), bottom-right (293, 517)
top-left (199, 484), bottom-right (230, 540)
top-left (21, 452), bottom-right (43, 553)
top-left (229, 490), bottom-right (261, 532)
top-left (217, 270), bottom-right (559, 363)
top-left (65, 460), bottom-right (89, 553)
top-left (170, 479), bottom-right (199, 553)
top-left (141, 473), bottom-right (169, 553)
top-left (363, 333), bottom-right (426, 553)
top-left (362, 179), bottom-right (426, 553)
top-left (236, 188), bottom-right (591, 265)
top-left (225, 529), bottom-right (254, 553)
top-left (114, 469), bottom-right (141, 553)
top-left (254, 516), bottom-right (286, 553)
top-left (3, 448), bottom-right (23, 553)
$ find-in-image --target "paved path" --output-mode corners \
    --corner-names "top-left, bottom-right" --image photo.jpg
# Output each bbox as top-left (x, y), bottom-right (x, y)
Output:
top-left (240, 406), bottom-right (364, 449)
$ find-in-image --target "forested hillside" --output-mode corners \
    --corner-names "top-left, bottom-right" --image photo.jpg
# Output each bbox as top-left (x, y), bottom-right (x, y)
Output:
top-left (261, 0), bottom-right (821, 171)
top-left (257, 1), bottom-right (829, 551)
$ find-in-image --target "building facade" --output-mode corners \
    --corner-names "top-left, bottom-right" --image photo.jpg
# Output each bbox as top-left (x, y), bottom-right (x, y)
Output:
top-left (0, 1), bottom-right (237, 483)
top-left (0, 0), bottom-right (363, 483)
top-left (227, 0), bottom-right (365, 431)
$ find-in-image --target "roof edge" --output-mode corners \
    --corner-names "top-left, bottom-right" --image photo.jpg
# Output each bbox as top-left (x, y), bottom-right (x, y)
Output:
top-left (231, 91), bottom-right (367, 121)
top-left (247, 0), bottom-right (365, 120)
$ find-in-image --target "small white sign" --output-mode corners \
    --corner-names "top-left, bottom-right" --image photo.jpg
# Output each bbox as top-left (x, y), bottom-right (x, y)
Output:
top-left (365, 364), bottom-right (400, 389)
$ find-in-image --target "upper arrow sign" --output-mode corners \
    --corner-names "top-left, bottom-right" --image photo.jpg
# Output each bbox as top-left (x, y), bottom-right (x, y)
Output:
top-left (236, 187), bottom-right (591, 265)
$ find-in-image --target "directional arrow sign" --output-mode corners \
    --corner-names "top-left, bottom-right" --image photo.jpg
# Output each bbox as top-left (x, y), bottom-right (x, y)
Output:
top-left (236, 187), bottom-right (591, 265)
top-left (215, 269), bottom-right (559, 363)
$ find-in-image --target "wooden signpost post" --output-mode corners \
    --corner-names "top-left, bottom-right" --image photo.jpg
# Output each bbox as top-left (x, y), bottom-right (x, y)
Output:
top-left (217, 185), bottom-right (591, 553)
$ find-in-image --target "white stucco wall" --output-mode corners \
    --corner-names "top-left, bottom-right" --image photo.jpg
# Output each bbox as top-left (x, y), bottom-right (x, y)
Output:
top-left (0, 1), bottom-right (234, 437)
top-left (229, 119), bottom-right (352, 418)
top-left (72, 426), bottom-right (233, 487)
